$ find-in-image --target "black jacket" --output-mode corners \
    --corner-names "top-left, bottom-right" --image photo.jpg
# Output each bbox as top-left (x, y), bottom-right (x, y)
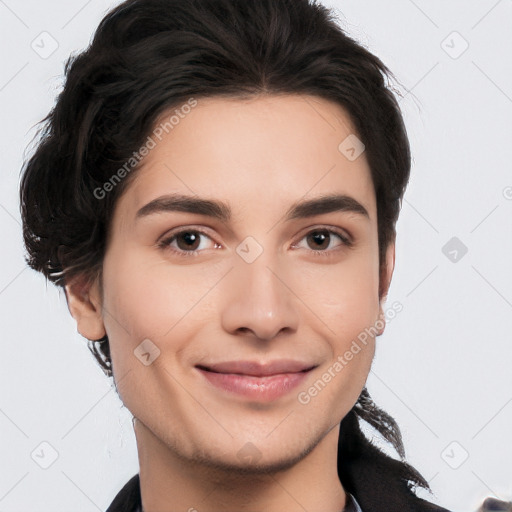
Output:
top-left (106, 474), bottom-right (141, 512)
top-left (105, 473), bottom-right (452, 512)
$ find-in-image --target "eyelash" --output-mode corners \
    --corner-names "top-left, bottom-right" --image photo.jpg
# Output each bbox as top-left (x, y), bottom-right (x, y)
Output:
top-left (158, 226), bottom-right (353, 258)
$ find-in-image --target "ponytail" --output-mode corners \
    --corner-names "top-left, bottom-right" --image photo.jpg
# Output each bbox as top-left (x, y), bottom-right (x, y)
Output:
top-left (338, 388), bottom-right (433, 510)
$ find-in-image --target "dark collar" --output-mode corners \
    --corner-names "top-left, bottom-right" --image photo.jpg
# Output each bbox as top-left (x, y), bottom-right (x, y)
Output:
top-left (105, 474), bottom-right (141, 512)
top-left (105, 474), bottom-right (366, 512)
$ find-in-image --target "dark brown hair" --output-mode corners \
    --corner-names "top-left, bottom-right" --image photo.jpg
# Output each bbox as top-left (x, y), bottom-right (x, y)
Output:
top-left (19, 0), bottom-right (435, 508)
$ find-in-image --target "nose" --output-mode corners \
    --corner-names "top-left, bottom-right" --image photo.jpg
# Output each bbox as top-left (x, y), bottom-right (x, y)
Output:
top-left (220, 251), bottom-right (300, 342)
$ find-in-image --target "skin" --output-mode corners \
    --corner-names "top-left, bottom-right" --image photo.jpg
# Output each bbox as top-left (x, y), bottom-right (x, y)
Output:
top-left (66, 94), bottom-right (395, 512)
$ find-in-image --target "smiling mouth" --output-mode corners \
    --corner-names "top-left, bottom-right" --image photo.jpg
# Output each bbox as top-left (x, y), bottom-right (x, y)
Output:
top-left (195, 361), bottom-right (317, 401)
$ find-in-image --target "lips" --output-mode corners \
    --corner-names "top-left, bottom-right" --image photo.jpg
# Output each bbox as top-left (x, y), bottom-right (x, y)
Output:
top-left (195, 360), bottom-right (317, 401)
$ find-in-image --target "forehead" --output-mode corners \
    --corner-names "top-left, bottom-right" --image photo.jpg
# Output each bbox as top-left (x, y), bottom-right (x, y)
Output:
top-left (116, 94), bottom-right (376, 224)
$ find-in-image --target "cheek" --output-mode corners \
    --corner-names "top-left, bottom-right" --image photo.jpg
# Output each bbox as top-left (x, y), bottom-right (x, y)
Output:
top-left (100, 246), bottom-right (223, 367)
top-left (295, 250), bottom-right (380, 382)
top-left (295, 263), bottom-right (378, 418)
top-left (297, 248), bottom-right (381, 331)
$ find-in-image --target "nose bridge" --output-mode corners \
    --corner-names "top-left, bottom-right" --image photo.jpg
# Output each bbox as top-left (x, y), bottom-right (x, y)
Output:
top-left (220, 239), bottom-right (300, 340)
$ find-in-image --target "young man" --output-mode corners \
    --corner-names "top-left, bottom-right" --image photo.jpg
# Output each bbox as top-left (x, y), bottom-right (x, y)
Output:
top-left (19, 0), bottom-right (461, 510)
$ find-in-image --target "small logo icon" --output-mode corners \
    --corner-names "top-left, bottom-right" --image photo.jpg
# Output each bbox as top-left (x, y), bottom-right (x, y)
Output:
top-left (441, 31), bottom-right (469, 59)
top-left (31, 31), bottom-right (59, 59)
top-left (236, 236), bottom-right (264, 263)
top-left (134, 338), bottom-right (161, 365)
top-left (237, 442), bottom-right (262, 464)
top-left (338, 134), bottom-right (365, 161)
top-left (442, 236), bottom-right (468, 263)
top-left (441, 441), bottom-right (469, 469)
top-left (31, 441), bottom-right (59, 469)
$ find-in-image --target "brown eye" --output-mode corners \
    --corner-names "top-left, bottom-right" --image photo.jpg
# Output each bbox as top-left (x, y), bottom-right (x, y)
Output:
top-left (175, 231), bottom-right (201, 251)
top-left (293, 227), bottom-right (352, 257)
top-left (306, 230), bottom-right (332, 250)
top-left (159, 228), bottom-right (219, 257)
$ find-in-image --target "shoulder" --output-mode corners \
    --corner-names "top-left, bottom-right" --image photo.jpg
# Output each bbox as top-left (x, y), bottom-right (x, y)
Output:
top-left (105, 473), bottom-right (141, 512)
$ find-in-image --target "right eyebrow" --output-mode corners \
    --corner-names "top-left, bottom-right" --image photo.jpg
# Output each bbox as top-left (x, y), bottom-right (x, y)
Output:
top-left (136, 193), bottom-right (231, 222)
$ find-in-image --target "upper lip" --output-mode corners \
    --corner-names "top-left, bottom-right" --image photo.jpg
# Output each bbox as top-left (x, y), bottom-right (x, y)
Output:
top-left (196, 360), bottom-right (317, 377)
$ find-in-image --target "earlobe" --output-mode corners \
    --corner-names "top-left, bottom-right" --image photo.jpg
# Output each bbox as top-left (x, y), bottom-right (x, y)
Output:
top-left (64, 274), bottom-right (106, 341)
top-left (377, 242), bottom-right (396, 336)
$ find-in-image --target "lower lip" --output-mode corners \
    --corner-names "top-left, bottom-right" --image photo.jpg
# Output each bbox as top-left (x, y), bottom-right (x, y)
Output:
top-left (197, 368), bottom-right (312, 401)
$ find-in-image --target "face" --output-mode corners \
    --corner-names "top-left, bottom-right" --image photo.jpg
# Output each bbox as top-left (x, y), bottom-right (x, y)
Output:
top-left (69, 94), bottom-right (393, 473)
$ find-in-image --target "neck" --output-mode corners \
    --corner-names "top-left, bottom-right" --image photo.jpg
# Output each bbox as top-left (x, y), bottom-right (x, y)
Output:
top-left (134, 419), bottom-right (346, 512)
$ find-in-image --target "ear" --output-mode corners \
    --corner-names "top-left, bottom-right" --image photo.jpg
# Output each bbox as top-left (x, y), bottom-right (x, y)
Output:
top-left (64, 274), bottom-right (106, 341)
top-left (376, 240), bottom-right (396, 336)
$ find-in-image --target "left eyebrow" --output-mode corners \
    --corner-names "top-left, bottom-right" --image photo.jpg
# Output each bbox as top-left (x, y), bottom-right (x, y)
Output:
top-left (284, 193), bottom-right (369, 221)
top-left (135, 192), bottom-right (369, 223)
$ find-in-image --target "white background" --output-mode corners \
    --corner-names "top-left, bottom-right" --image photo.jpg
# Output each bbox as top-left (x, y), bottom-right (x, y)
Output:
top-left (0, 1), bottom-right (511, 510)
